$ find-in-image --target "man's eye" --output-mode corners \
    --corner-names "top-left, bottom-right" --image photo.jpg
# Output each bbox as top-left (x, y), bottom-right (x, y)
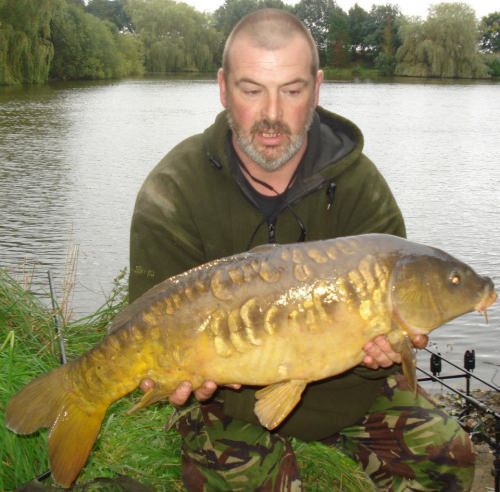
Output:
top-left (244, 89), bottom-right (261, 96)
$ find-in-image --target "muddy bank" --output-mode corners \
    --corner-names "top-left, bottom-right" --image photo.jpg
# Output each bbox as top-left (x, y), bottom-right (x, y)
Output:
top-left (433, 389), bottom-right (499, 491)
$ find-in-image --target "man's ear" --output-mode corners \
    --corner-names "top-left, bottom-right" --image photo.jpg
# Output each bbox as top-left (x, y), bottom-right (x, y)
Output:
top-left (314, 70), bottom-right (324, 107)
top-left (218, 68), bottom-right (228, 108)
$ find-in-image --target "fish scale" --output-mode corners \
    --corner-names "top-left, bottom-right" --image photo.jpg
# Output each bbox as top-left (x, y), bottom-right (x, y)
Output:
top-left (5, 233), bottom-right (496, 488)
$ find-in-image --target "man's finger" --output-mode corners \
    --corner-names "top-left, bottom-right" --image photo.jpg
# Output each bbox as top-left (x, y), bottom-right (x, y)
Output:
top-left (193, 380), bottom-right (217, 401)
top-left (169, 381), bottom-right (193, 406)
top-left (412, 334), bottom-right (429, 349)
top-left (139, 378), bottom-right (155, 393)
top-left (362, 355), bottom-right (378, 369)
top-left (224, 384), bottom-right (242, 390)
top-left (363, 336), bottom-right (402, 368)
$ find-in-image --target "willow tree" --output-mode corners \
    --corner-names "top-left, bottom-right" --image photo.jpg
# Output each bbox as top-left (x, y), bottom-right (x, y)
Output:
top-left (126, 0), bottom-right (222, 73)
top-left (50, 2), bottom-right (144, 80)
top-left (0, 0), bottom-right (62, 85)
top-left (395, 2), bottom-right (489, 78)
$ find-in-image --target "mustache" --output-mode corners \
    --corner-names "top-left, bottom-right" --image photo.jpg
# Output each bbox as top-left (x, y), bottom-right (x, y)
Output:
top-left (250, 119), bottom-right (291, 136)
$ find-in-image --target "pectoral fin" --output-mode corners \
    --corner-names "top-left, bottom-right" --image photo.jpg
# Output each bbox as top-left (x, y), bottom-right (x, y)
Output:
top-left (388, 329), bottom-right (417, 396)
top-left (127, 383), bottom-right (171, 414)
top-left (254, 380), bottom-right (307, 430)
top-left (400, 335), bottom-right (417, 396)
top-left (387, 328), bottom-right (417, 397)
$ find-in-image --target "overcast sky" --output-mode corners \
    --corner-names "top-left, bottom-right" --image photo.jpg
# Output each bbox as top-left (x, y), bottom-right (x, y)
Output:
top-left (181, 0), bottom-right (497, 19)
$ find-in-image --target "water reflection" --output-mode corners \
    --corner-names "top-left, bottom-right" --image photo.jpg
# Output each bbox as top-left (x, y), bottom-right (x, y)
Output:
top-left (0, 85), bottom-right (74, 293)
top-left (0, 77), bottom-right (498, 386)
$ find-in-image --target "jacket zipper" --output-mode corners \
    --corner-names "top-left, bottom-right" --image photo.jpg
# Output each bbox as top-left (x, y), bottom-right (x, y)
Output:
top-left (326, 181), bottom-right (336, 211)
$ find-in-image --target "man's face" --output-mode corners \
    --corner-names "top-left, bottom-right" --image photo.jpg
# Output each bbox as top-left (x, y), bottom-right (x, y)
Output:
top-left (219, 35), bottom-right (323, 171)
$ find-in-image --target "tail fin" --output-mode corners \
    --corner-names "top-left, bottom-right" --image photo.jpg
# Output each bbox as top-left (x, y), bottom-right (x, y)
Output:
top-left (5, 365), bottom-right (68, 434)
top-left (6, 364), bottom-right (107, 488)
top-left (48, 397), bottom-right (106, 487)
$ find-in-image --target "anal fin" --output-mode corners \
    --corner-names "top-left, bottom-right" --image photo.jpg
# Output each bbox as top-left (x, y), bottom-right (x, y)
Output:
top-left (254, 380), bottom-right (307, 430)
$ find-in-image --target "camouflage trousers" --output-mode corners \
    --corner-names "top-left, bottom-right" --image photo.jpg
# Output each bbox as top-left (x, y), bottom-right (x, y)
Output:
top-left (175, 375), bottom-right (474, 491)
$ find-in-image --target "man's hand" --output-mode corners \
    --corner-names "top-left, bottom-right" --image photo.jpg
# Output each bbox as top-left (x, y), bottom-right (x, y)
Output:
top-left (139, 378), bottom-right (241, 407)
top-left (362, 334), bottom-right (428, 369)
top-left (170, 380), bottom-right (217, 406)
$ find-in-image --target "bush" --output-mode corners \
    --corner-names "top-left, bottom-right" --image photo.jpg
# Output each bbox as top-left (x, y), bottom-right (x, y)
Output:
top-left (482, 53), bottom-right (500, 77)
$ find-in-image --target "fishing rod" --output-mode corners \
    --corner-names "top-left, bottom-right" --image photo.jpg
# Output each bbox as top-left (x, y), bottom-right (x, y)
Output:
top-left (417, 349), bottom-right (499, 492)
top-left (27, 272), bottom-right (68, 485)
top-left (48, 270), bottom-right (67, 365)
top-left (419, 347), bottom-right (499, 392)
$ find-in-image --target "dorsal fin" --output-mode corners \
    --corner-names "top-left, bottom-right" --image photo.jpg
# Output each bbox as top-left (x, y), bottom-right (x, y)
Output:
top-left (108, 278), bottom-right (176, 333)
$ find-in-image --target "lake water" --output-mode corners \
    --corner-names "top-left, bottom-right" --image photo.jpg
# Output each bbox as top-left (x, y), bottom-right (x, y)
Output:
top-left (0, 77), bottom-right (499, 389)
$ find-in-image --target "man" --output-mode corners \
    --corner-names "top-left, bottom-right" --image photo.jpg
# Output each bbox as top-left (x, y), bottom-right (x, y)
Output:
top-left (129, 9), bottom-right (474, 491)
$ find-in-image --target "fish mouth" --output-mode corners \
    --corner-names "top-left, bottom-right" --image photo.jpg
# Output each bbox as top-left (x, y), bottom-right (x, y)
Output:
top-left (474, 279), bottom-right (497, 320)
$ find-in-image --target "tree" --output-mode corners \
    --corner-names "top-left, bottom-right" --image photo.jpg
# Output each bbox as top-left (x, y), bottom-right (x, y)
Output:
top-left (479, 12), bottom-right (500, 53)
top-left (126, 0), bottom-right (222, 72)
top-left (362, 4), bottom-right (402, 74)
top-left (86, 0), bottom-right (134, 32)
top-left (294, 0), bottom-right (337, 66)
top-left (212, 0), bottom-right (261, 66)
top-left (479, 12), bottom-right (500, 76)
top-left (0, 0), bottom-right (143, 85)
top-left (212, 0), bottom-right (293, 66)
top-left (0, 0), bottom-right (62, 84)
top-left (50, 2), bottom-right (143, 80)
top-left (394, 18), bottom-right (427, 76)
top-left (395, 2), bottom-right (489, 78)
top-left (375, 6), bottom-right (402, 75)
top-left (347, 3), bottom-right (371, 61)
top-left (328, 5), bottom-right (350, 68)
top-left (213, 0), bottom-right (290, 41)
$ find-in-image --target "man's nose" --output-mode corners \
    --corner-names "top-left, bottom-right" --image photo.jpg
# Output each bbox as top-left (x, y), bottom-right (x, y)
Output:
top-left (262, 91), bottom-right (282, 121)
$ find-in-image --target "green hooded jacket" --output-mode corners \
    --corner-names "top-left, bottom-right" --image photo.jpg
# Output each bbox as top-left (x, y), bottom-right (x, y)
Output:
top-left (129, 105), bottom-right (406, 441)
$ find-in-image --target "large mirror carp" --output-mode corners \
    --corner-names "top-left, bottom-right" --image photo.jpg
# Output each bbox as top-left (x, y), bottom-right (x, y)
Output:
top-left (5, 233), bottom-right (497, 487)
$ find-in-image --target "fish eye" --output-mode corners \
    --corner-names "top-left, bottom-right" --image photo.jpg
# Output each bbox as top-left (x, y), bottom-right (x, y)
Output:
top-left (450, 272), bottom-right (461, 286)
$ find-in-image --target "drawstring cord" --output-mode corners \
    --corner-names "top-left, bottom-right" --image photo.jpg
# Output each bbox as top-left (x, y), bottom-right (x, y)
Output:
top-left (238, 159), bottom-right (307, 250)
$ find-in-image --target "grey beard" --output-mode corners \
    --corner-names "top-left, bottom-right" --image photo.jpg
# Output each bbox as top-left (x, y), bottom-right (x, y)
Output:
top-left (227, 107), bottom-right (315, 172)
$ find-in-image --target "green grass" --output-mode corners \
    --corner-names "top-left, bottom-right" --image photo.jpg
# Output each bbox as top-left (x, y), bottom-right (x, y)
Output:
top-left (0, 270), bottom-right (56, 489)
top-left (0, 268), bottom-right (373, 491)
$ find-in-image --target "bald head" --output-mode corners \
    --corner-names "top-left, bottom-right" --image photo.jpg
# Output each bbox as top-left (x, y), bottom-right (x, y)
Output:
top-left (222, 8), bottom-right (319, 78)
